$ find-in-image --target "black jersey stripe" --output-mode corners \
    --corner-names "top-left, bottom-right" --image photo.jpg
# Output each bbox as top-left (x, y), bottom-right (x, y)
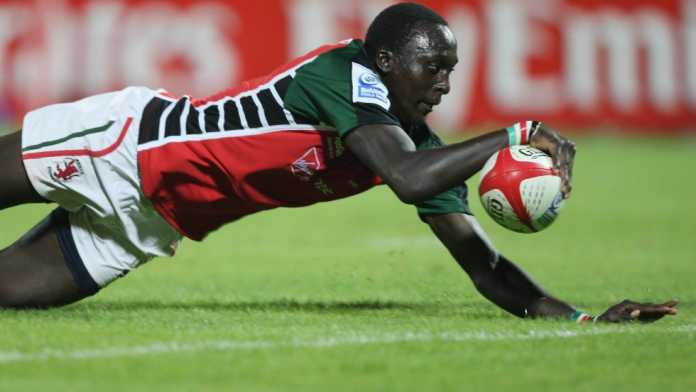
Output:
top-left (240, 96), bottom-right (262, 128)
top-left (257, 89), bottom-right (289, 126)
top-left (139, 97), bottom-right (172, 144)
top-left (185, 103), bottom-right (203, 135)
top-left (271, 75), bottom-right (318, 125)
top-left (164, 98), bottom-right (187, 137)
top-left (274, 75), bottom-right (293, 98)
top-left (223, 100), bottom-right (242, 131)
top-left (139, 73), bottom-right (321, 145)
top-left (204, 105), bottom-right (221, 133)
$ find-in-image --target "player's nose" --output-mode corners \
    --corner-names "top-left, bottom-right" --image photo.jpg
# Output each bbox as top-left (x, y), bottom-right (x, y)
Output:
top-left (433, 76), bottom-right (450, 95)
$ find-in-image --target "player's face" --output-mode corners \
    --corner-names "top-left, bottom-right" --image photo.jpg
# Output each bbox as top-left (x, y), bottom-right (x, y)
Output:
top-left (386, 24), bottom-right (458, 125)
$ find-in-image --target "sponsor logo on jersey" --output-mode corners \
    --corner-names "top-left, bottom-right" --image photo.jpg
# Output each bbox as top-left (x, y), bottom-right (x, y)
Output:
top-left (351, 62), bottom-right (390, 110)
top-left (291, 147), bottom-right (323, 181)
top-left (49, 158), bottom-right (83, 182)
top-left (325, 135), bottom-right (345, 159)
top-left (313, 178), bottom-right (334, 196)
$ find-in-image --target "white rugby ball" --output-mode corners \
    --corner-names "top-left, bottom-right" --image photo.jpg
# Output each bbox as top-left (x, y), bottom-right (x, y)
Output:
top-left (478, 146), bottom-right (564, 233)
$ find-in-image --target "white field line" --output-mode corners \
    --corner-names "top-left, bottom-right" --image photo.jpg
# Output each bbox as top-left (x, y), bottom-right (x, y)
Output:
top-left (1, 324), bottom-right (694, 364)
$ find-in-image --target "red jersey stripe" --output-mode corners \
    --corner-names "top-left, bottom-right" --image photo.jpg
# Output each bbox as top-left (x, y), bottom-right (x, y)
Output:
top-left (192, 40), bottom-right (353, 107)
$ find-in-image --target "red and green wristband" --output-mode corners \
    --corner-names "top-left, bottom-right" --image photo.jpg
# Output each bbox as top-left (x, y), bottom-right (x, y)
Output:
top-left (506, 120), bottom-right (541, 146)
top-left (570, 310), bottom-right (596, 323)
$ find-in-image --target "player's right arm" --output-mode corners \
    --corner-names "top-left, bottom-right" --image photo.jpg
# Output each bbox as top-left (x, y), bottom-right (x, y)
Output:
top-left (283, 40), bottom-right (575, 203)
top-left (344, 124), bottom-right (506, 203)
top-left (344, 123), bottom-right (575, 204)
top-left (426, 212), bottom-right (679, 322)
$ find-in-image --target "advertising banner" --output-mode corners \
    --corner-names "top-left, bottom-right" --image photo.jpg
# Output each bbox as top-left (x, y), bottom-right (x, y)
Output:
top-left (1, 0), bottom-right (694, 132)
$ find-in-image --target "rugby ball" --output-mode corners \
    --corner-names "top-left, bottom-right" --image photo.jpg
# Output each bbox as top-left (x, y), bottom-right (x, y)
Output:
top-left (478, 146), bottom-right (564, 233)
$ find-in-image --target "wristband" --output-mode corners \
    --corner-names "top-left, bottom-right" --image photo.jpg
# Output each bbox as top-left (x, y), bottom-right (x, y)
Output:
top-left (506, 121), bottom-right (541, 146)
top-left (570, 310), bottom-right (595, 323)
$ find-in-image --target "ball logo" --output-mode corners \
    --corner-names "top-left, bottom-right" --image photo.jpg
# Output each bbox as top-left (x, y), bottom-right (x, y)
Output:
top-left (486, 197), bottom-right (505, 223)
top-left (537, 192), bottom-right (564, 227)
top-left (517, 147), bottom-right (548, 160)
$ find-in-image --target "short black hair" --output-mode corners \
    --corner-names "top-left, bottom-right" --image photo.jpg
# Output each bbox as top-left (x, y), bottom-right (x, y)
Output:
top-left (364, 2), bottom-right (448, 58)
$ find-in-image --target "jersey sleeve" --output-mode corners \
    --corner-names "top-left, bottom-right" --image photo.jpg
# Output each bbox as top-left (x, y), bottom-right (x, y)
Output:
top-left (414, 132), bottom-right (473, 220)
top-left (283, 41), bottom-right (400, 137)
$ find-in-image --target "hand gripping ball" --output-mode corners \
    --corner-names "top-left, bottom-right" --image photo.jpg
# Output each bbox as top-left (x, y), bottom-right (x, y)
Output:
top-left (478, 146), bottom-right (564, 233)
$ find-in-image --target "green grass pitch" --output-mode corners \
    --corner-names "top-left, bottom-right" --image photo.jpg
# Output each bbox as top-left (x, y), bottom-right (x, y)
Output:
top-left (0, 135), bottom-right (694, 391)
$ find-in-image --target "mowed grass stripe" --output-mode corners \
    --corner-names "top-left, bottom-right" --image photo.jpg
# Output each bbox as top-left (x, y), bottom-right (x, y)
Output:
top-left (2, 324), bottom-right (694, 364)
top-left (0, 136), bottom-right (694, 391)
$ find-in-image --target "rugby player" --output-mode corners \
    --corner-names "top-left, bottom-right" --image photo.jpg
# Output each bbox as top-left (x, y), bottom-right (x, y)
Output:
top-left (0, 2), bottom-right (678, 322)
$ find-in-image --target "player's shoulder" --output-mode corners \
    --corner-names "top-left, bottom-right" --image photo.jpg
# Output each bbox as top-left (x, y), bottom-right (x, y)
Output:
top-left (296, 39), bottom-right (366, 80)
top-left (291, 39), bottom-right (392, 111)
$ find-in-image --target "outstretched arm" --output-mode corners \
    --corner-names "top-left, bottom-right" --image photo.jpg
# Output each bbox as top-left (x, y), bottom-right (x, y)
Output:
top-left (426, 213), bottom-right (678, 322)
top-left (426, 212), bottom-right (573, 318)
top-left (344, 122), bottom-right (575, 204)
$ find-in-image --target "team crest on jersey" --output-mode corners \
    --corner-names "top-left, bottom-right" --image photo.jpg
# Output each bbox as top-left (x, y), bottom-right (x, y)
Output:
top-left (351, 62), bottom-right (390, 110)
top-left (49, 158), bottom-right (83, 182)
top-left (291, 147), bottom-right (323, 181)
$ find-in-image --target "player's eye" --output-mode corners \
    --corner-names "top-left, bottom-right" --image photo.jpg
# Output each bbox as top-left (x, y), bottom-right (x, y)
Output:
top-left (427, 64), bottom-right (439, 74)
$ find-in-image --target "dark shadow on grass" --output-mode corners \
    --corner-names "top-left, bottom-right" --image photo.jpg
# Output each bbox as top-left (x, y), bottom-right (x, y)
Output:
top-left (65, 299), bottom-right (494, 318)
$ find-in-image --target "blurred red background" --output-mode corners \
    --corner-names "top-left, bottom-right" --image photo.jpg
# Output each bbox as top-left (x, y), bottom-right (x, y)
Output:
top-left (1, 0), bottom-right (695, 133)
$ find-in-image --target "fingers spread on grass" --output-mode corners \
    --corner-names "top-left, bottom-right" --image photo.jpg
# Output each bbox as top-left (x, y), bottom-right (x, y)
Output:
top-left (660, 300), bottom-right (679, 308)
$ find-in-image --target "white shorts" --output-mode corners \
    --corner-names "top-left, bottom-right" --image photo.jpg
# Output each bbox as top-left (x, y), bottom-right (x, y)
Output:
top-left (21, 87), bottom-right (183, 289)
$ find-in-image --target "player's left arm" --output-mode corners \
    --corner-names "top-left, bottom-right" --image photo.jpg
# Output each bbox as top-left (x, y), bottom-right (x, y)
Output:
top-left (425, 212), bottom-right (679, 323)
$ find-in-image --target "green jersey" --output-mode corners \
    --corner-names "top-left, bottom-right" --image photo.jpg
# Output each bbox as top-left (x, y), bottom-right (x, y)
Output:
top-left (284, 39), bottom-right (471, 219)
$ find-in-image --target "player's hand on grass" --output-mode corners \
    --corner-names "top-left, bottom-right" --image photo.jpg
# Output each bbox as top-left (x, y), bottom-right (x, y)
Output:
top-left (529, 124), bottom-right (576, 199)
top-left (596, 299), bottom-right (679, 323)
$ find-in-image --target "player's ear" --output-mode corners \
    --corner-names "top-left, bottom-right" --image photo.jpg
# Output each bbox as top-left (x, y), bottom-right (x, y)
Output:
top-left (375, 49), bottom-right (395, 73)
